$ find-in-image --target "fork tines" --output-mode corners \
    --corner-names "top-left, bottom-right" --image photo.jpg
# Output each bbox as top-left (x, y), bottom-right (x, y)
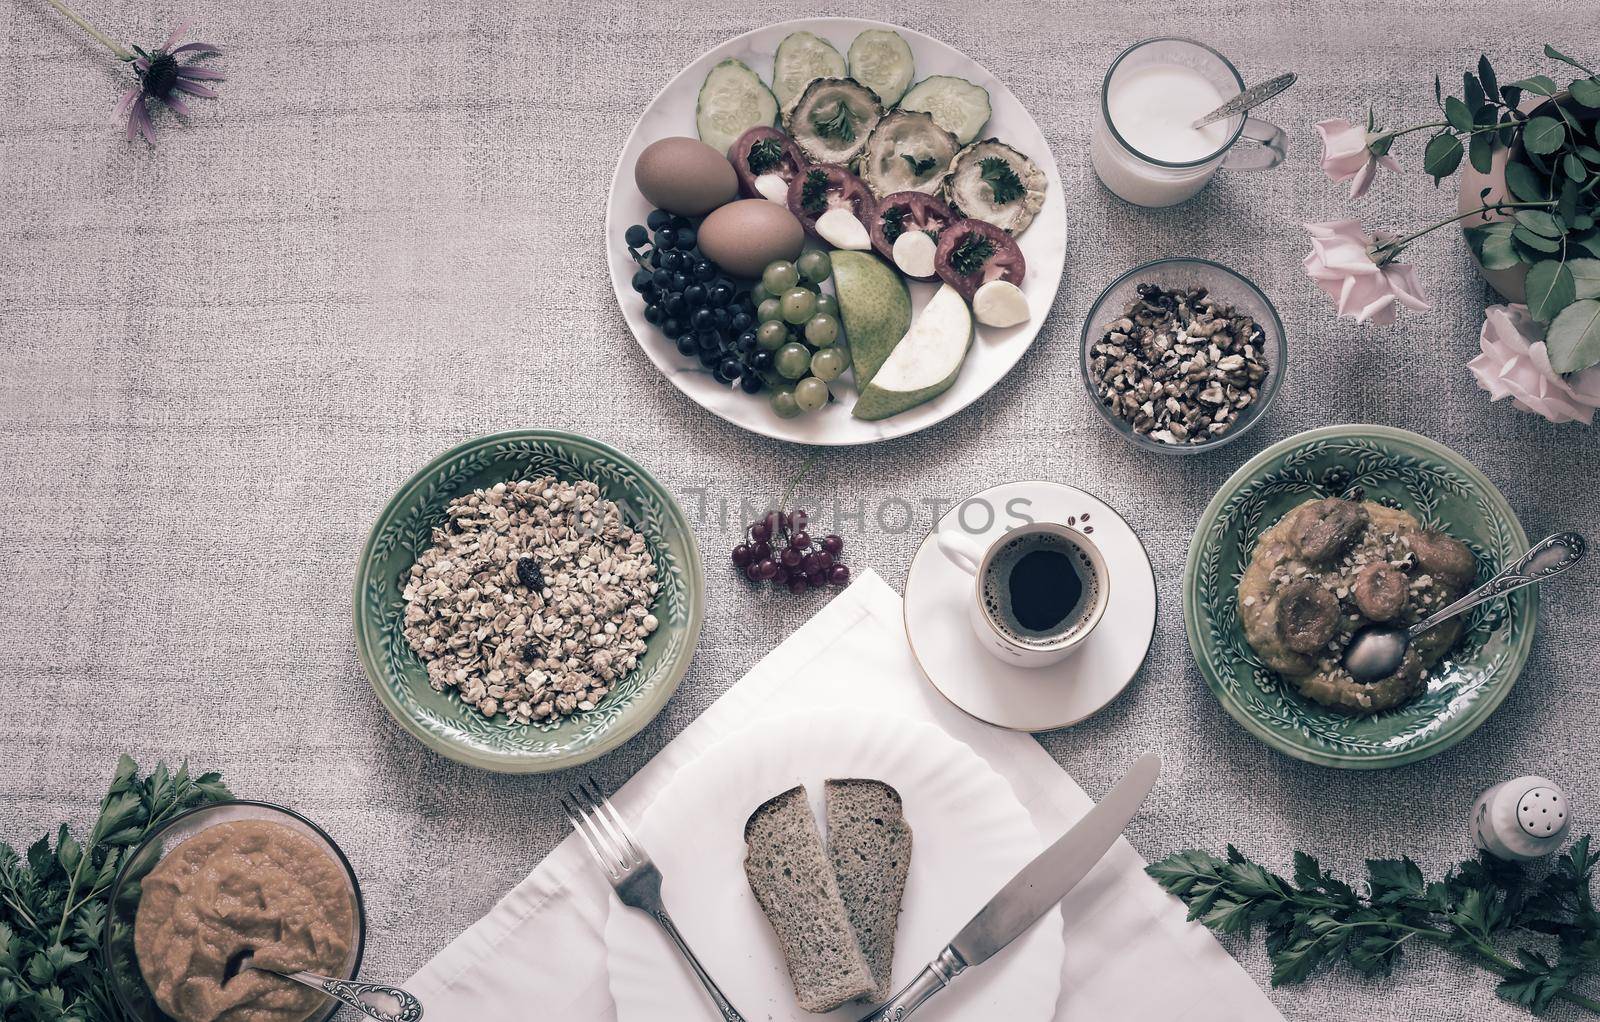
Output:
top-left (561, 777), bottom-right (645, 881)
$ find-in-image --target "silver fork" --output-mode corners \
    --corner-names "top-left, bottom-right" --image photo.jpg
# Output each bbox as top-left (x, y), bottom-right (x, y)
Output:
top-left (563, 779), bottom-right (747, 1022)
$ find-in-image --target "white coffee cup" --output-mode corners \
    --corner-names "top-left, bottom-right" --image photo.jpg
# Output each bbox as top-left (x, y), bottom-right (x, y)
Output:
top-left (936, 522), bottom-right (1110, 669)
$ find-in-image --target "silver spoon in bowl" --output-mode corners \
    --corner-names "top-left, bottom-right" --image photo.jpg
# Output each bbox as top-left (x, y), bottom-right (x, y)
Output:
top-left (226, 951), bottom-right (424, 1022)
top-left (1343, 532), bottom-right (1586, 682)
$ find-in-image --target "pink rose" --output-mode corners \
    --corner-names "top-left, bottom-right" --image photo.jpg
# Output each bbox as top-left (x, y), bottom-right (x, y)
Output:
top-left (1469, 304), bottom-right (1600, 425)
top-left (1301, 220), bottom-right (1431, 325)
top-left (1315, 118), bottom-right (1399, 199)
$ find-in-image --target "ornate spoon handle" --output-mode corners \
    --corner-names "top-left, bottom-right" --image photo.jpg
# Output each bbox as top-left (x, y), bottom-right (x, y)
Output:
top-left (273, 969), bottom-right (424, 1022)
top-left (1192, 72), bottom-right (1297, 128)
top-left (1410, 532), bottom-right (1586, 637)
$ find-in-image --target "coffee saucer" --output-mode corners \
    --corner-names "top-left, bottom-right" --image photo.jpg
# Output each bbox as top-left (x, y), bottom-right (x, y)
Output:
top-left (903, 480), bottom-right (1156, 731)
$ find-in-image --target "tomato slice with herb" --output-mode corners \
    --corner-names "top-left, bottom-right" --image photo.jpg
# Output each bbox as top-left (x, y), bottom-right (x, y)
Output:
top-left (934, 219), bottom-right (1026, 303)
top-left (730, 127), bottom-right (807, 200)
top-left (868, 191), bottom-right (956, 265)
top-left (786, 164), bottom-right (877, 239)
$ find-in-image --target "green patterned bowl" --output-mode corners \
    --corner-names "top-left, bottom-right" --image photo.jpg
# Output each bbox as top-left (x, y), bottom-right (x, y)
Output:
top-left (354, 430), bottom-right (704, 773)
top-left (1184, 425), bottom-right (1534, 769)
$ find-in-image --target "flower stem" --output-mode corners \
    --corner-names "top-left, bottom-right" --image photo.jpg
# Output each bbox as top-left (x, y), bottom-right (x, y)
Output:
top-left (39, 0), bottom-right (132, 60)
top-left (1374, 200), bottom-right (1557, 262)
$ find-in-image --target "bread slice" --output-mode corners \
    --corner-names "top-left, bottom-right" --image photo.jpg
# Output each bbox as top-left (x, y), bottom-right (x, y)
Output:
top-left (744, 786), bottom-right (876, 1012)
top-left (825, 779), bottom-right (912, 1002)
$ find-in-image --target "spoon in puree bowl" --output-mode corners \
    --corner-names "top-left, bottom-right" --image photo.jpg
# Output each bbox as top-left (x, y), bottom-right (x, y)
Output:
top-left (1342, 532), bottom-right (1585, 682)
top-left (224, 950), bottom-right (424, 1021)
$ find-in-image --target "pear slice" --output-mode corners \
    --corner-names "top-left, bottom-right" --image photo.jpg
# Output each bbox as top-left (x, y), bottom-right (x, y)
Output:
top-left (852, 283), bottom-right (973, 420)
top-left (831, 250), bottom-right (912, 389)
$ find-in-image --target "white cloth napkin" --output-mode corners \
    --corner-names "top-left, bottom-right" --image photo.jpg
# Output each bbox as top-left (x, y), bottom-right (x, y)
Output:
top-left (406, 570), bottom-right (1283, 1021)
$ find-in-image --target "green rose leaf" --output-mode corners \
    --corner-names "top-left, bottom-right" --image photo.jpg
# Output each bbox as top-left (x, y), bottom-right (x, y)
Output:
top-left (1516, 210), bottom-right (1564, 238)
top-left (1464, 72), bottom-right (1485, 111)
top-left (1505, 161), bottom-right (1550, 201)
top-left (1526, 260), bottom-right (1576, 322)
top-left (1564, 152), bottom-right (1588, 179)
top-left (1570, 258), bottom-right (1600, 300)
top-left (1573, 77), bottom-right (1600, 108)
top-left (1511, 75), bottom-right (1560, 98)
top-left (1444, 96), bottom-right (1474, 132)
top-left (1513, 224), bottom-right (1562, 254)
top-left (1469, 131), bottom-right (1493, 175)
top-left (1559, 179), bottom-right (1580, 223)
top-left (1546, 298), bottom-right (1600, 373)
top-left (1478, 55), bottom-right (1498, 100)
top-left (1423, 131), bottom-right (1463, 181)
top-left (1466, 222), bottom-right (1521, 271)
top-left (1523, 116), bottom-right (1566, 155)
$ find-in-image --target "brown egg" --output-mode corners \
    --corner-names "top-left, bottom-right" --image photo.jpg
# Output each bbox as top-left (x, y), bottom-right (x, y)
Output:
top-left (697, 200), bottom-right (805, 278)
top-left (634, 137), bottom-right (738, 217)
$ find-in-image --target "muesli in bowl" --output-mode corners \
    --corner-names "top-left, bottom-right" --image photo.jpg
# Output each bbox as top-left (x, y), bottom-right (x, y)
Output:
top-left (354, 429), bottom-right (704, 774)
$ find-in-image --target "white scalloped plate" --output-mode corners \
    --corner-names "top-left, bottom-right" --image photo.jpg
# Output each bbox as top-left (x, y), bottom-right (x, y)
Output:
top-left (604, 708), bottom-right (1064, 1021)
top-left (604, 18), bottom-right (1067, 445)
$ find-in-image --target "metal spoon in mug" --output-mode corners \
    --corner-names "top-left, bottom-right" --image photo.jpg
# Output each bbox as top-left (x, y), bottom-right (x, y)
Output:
top-left (1191, 72), bottom-right (1298, 130)
top-left (227, 951), bottom-right (424, 1022)
top-left (1342, 532), bottom-right (1586, 682)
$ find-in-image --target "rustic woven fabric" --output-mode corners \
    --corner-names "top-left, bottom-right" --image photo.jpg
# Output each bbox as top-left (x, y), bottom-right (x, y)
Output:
top-left (2, 1), bottom-right (1598, 1019)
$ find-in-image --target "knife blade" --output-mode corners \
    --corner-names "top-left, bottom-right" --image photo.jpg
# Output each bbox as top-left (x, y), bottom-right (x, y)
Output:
top-left (857, 753), bottom-right (1161, 1022)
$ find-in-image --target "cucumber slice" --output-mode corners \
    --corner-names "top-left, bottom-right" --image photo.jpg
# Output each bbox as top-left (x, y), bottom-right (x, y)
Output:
top-left (773, 31), bottom-right (847, 109)
top-left (898, 76), bottom-right (991, 145)
top-left (847, 29), bottom-right (915, 106)
top-left (696, 59), bottom-right (779, 156)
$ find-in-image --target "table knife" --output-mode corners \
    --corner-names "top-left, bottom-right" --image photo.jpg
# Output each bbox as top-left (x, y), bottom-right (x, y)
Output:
top-left (856, 752), bottom-right (1161, 1022)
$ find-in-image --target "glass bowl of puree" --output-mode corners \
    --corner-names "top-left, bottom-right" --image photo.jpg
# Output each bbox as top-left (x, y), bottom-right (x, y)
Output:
top-left (1080, 257), bottom-right (1287, 456)
top-left (101, 801), bottom-right (366, 1022)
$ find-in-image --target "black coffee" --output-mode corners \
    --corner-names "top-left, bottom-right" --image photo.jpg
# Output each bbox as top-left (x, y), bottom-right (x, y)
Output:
top-left (1008, 547), bottom-right (1082, 631)
top-left (980, 531), bottom-right (1100, 647)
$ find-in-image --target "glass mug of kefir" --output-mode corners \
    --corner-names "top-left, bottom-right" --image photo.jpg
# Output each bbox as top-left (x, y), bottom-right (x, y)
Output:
top-left (1091, 38), bottom-right (1287, 207)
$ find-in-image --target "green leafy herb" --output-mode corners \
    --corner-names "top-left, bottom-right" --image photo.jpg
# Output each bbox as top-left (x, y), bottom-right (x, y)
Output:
top-left (0, 757), bottom-right (230, 1022)
top-left (949, 233), bottom-right (994, 277)
top-left (799, 169), bottom-right (830, 217)
top-left (880, 204), bottom-right (908, 244)
top-left (901, 153), bottom-right (937, 176)
top-left (1148, 838), bottom-right (1600, 1015)
top-left (979, 156), bottom-right (1025, 204)
top-left (812, 101), bottom-right (856, 144)
top-left (746, 137), bottom-right (785, 175)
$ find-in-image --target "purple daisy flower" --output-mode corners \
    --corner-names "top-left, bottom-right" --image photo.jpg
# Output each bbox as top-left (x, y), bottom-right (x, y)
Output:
top-left (115, 22), bottom-right (224, 144)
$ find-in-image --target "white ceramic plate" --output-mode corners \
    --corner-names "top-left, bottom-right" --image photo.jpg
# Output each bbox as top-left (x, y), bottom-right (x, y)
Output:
top-left (604, 708), bottom-right (1064, 1022)
top-left (905, 481), bottom-right (1157, 731)
top-left (605, 18), bottom-right (1068, 446)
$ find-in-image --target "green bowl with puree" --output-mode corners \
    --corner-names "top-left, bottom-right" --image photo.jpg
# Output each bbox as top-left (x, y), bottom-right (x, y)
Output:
top-left (1184, 425), bottom-right (1535, 769)
top-left (354, 429), bottom-right (704, 773)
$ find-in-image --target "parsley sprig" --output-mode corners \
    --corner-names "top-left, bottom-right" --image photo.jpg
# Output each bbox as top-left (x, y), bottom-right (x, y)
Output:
top-left (1149, 839), bottom-right (1600, 1015)
top-left (799, 169), bottom-right (830, 217)
top-left (901, 153), bottom-right (937, 176)
top-left (979, 156), bottom-right (1025, 204)
top-left (949, 233), bottom-right (995, 277)
top-left (0, 756), bottom-right (230, 1021)
top-left (812, 101), bottom-right (855, 144)
top-left (746, 137), bottom-right (785, 175)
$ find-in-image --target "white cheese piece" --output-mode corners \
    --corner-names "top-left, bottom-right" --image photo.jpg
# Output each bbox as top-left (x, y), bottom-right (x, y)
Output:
top-left (972, 279), bottom-right (1030, 328)
top-left (892, 231), bottom-right (937, 278)
top-left (816, 208), bottom-right (872, 251)
top-left (754, 172), bottom-right (789, 205)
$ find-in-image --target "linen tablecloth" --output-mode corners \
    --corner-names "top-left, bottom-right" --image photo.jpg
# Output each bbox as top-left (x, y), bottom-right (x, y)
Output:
top-left (406, 570), bottom-right (1282, 1021)
top-left (3, 2), bottom-right (1599, 1020)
